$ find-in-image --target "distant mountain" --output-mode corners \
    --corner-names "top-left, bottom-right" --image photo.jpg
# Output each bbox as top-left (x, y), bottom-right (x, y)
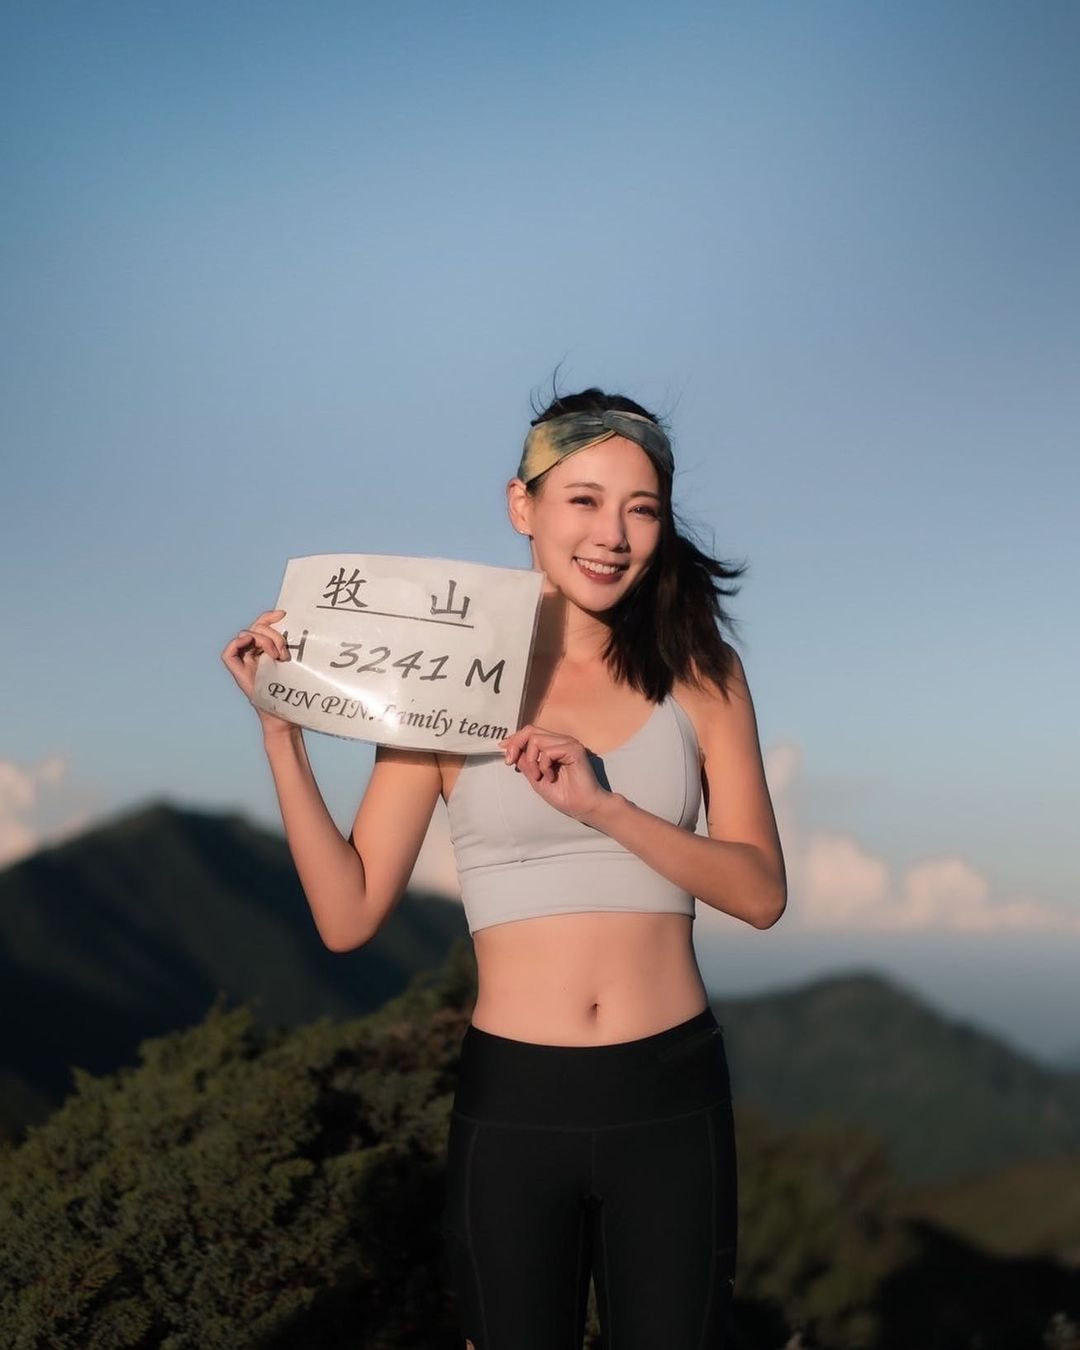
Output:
top-left (0, 798), bottom-right (467, 1140)
top-left (897, 1151), bottom-right (1080, 1267)
top-left (711, 971), bottom-right (1080, 1186)
top-left (5, 800), bottom-right (1080, 1196)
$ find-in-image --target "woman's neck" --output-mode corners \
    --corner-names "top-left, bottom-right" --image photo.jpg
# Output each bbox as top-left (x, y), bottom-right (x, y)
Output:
top-left (531, 588), bottom-right (613, 672)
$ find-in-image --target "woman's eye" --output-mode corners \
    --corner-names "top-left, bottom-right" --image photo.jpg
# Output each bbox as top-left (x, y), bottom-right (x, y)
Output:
top-left (569, 495), bottom-right (657, 519)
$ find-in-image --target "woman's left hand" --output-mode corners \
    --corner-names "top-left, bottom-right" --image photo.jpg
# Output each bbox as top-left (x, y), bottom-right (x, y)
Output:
top-left (499, 724), bottom-right (610, 825)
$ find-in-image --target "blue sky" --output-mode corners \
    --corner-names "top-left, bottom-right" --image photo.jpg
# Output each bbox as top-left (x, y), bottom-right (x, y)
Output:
top-left (3, 1), bottom-right (1077, 1062)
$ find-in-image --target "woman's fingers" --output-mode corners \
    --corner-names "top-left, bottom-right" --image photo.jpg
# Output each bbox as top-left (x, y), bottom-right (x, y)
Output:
top-left (501, 723), bottom-right (545, 763)
top-left (503, 730), bottom-right (576, 783)
top-left (235, 610), bottom-right (288, 654)
top-left (220, 613), bottom-right (289, 673)
top-left (223, 629), bottom-right (275, 661)
top-left (246, 616), bottom-right (289, 660)
top-left (219, 612), bottom-right (296, 731)
top-left (255, 610), bottom-right (289, 657)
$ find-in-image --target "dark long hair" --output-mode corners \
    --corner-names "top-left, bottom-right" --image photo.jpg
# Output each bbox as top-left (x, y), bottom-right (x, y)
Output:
top-left (525, 378), bottom-right (749, 704)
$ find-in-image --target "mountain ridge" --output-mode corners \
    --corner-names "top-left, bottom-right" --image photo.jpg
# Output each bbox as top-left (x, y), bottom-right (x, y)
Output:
top-left (3, 799), bottom-right (1078, 1187)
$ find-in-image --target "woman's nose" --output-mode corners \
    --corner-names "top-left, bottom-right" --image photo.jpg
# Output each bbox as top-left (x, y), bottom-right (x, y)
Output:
top-left (593, 514), bottom-right (628, 547)
top-left (595, 534), bottom-right (629, 552)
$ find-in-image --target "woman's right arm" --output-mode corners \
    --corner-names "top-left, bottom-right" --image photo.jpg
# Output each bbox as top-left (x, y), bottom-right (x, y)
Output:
top-left (262, 727), bottom-right (443, 952)
top-left (223, 609), bottom-right (443, 952)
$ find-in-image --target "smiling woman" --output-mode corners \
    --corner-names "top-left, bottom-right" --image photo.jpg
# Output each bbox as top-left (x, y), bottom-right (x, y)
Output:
top-left (425, 381), bottom-right (784, 1348)
top-left (239, 377), bottom-right (784, 1349)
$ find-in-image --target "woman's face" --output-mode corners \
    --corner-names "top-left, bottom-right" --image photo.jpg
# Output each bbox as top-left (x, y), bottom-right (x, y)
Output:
top-left (516, 436), bottom-right (663, 610)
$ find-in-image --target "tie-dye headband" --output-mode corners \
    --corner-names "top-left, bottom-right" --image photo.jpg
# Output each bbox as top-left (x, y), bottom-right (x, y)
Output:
top-left (517, 408), bottom-right (674, 486)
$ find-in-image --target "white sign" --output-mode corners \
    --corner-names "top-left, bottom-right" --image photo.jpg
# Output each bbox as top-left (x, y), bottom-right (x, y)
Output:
top-left (250, 554), bottom-right (544, 753)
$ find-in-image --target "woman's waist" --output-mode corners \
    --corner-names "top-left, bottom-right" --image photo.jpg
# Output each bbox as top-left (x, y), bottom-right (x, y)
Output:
top-left (472, 911), bottom-right (706, 1045)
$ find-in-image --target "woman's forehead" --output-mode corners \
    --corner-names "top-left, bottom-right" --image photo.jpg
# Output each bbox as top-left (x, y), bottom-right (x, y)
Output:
top-left (546, 436), bottom-right (658, 489)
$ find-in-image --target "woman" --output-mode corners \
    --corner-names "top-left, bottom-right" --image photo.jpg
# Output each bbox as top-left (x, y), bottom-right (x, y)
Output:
top-left (222, 384), bottom-right (786, 1349)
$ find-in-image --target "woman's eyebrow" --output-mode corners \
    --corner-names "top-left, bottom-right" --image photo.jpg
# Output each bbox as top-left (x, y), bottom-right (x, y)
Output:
top-left (563, 480), bottom-right (661, 501)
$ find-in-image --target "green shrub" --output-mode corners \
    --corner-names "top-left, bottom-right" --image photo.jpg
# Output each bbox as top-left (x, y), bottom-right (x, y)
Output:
top-left (0, 940), bottom-right (479, 1350)
top-left (4, 935), bottom-right (1002, 1350)
top-left (735, 1101), bottom-right (915, 1348)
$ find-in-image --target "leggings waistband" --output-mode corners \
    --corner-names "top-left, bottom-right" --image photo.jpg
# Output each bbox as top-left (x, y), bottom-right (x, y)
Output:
top-left (452, 1006), bottom-right (731, 1129)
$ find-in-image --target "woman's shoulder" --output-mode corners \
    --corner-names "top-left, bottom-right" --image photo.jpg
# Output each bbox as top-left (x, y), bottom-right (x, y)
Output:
top-left (673, 643), bottom-right (745, 707)
top-left (670, 647), bottom-right (749, 757)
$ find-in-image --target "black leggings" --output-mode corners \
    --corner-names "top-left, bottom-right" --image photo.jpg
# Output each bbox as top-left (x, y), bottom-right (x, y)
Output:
top-left (439, 1006), bottom-right (738, 1349)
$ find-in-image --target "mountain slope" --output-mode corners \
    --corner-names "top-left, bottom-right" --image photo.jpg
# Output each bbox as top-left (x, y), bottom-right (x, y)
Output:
top-left (4, 799), bottom-right (1079, 1193)
top-left (711, 970), bottom-right (1080, 1185)
top-left (0, 798), bottom-right (467, 1138)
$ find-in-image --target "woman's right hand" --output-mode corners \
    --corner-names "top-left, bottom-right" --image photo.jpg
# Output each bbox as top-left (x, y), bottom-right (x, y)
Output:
top-left (220, 608), bottom-right (296, 737)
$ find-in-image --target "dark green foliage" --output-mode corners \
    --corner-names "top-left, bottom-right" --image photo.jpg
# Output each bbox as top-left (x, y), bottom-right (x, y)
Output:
top-left (899, 1152), bottom-right (1080, 1264)
top-left (0, 939), bottom-right (479, 1349)
top-left (1043, 1312), bottom-right (1080, 1349)
top-left (733, 1101), bottom-right (916, 1348)
top-left (2, 937), bottom-right (1077, 1349)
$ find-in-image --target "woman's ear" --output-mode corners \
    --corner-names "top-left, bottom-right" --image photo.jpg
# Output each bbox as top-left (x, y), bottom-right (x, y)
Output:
top-left (506, 477), bottom-right (534, 538)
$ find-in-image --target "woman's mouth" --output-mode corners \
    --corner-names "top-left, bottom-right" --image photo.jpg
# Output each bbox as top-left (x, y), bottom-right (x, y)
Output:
top-left (573, 556), bottom-right (629, 584)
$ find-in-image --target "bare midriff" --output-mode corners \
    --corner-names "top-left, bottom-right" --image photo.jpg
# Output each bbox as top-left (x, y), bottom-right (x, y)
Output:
top-left (468, 910), bottom-right (709, 1045)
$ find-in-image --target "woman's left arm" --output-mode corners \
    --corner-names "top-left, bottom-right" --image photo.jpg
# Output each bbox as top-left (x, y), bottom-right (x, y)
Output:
top-left (583, 652), bottom-right (787, 930)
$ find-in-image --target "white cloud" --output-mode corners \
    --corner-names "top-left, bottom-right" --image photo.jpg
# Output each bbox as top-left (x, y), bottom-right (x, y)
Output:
top-left (803, 833), bottom-right (891, 923)
top-left (0, 756), bottom-right (98, 869)
top-left (0, 759), bottom-right (38, 816)
top-left (759, 739), bottom-right (1080, 934)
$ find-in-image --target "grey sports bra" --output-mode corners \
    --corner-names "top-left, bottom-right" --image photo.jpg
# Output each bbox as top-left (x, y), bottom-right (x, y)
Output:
top-left (446, 694), bottom-right (703, 934)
